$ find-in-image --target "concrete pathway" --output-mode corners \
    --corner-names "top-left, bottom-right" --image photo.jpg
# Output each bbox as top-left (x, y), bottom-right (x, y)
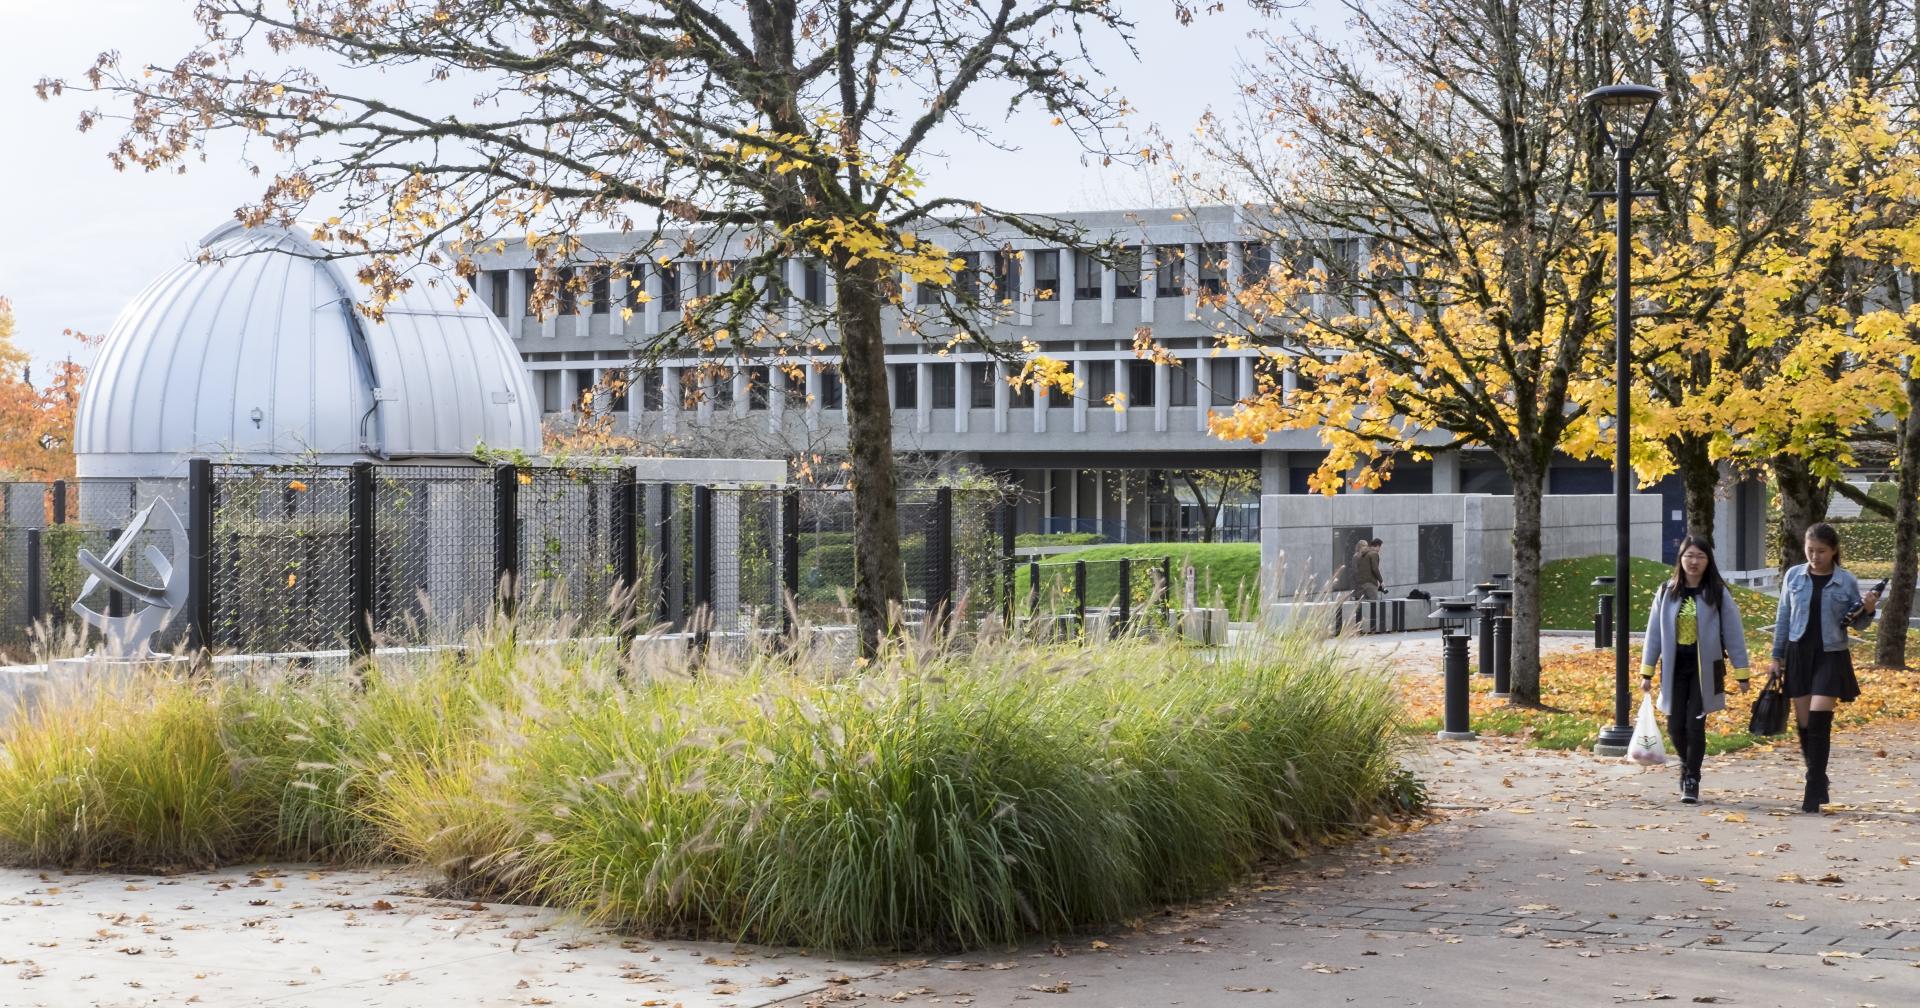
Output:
top-left (4, 635), bottom-right (1917, 1007)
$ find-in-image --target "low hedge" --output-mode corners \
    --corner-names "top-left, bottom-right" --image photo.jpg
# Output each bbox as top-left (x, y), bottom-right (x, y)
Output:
top-left (0, 626), bottom-right (1413, 951)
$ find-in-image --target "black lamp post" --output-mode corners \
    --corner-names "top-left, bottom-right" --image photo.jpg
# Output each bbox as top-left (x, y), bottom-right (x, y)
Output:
top-left (1583, 83), bottom-right (1662, 757)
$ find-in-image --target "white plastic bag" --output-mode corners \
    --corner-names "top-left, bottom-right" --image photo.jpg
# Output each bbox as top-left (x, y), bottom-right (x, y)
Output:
top-left (1626, 694), bottom-right (1667, 766)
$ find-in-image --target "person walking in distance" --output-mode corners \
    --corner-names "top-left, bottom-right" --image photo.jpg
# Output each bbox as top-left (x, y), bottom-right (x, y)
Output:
top-left (1348, 537), bottom-right (1374, 600)
top-left (1361, 538), bottom-right (1385, 599)
top-left (1769, 522), bottom-right (1878, 813)
top-left (1639, 536), bottom-right (1750, 804)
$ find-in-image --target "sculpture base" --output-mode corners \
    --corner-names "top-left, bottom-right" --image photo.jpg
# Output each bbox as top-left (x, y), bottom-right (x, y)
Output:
top-left (1, 655), bottom-right (193, 724)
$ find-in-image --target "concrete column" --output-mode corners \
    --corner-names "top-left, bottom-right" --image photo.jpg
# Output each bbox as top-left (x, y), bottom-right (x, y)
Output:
top-left (1197, 356), bottom-right (1210, 432)
top-left (1237, 355), bottom-right (1254, 406)
top-left (661, 365), bottom-right (681, 434)
top-left (697, 367), bottom-right (715, 424)
top-left (769, 364), bottom-right (786, 429)
top-left (1154, 360), bottom-right (1170, 432)
top-left (1072, 361), bottom-right (1088, 433)
top-left (994, 361), bottom-right (1010, 434)
top-left (1226, 241), bottom-right (1243, 289)
top-left (644, 262), bottom-right (663, 335)
top-left (1015, 249), bottom-right (1034, 326)
top-left (1041, 469), bottom-right (1054, 532)
top-left (1034, 385), bottom-right (1049, 433)
top-left (1433, 451), bottom-right (1462, 494)
top-left (1140, 246), bottom-right (1156, 325)
top-left (476, 270), bottom-right (496, 318)
top-left (732, 366), bottom-right (749, 419)
top-left (915, 360), bottom-right (932, 434)
top-left (954, 362), bottom-right (970, 434)
top-left (785, 257), bottom-right (805, 327)
top-left (1094, 470), bottom-right (1106, 534)
top-left (1068, 468), bottom-right (1081, 531)
top-left (805, 361), bottom-right (822, 430)
top-left (1112, 358), bottom-right (1128, 433)
top-left (1059, 247), bottom-right (1075, 325)
top-left (1282, 359), bottom-right (1298, 401)
top-left (1100, 260), bottom-right (1116, 325)
top-left (507, 269), bottom-right (528, 340)
top-left (1259, 448), bottom-right (1291, 605)
top-left (608, 271), bottom-right (627, 339)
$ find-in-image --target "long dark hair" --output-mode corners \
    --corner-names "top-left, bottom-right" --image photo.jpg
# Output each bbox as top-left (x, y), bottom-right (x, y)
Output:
top-left (1805, 522), bottom-right (1843, 565)
top-left (1668, 535), bottom-right (1728, 602)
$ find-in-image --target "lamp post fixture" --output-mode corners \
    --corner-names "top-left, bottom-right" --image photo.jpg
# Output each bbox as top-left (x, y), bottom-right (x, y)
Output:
top-left (1583, 83), bottom-right (1662, 757)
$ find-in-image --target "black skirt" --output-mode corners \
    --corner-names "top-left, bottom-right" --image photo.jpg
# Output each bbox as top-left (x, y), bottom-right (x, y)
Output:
top-left (1784, 635), bottom-right (1861, 702)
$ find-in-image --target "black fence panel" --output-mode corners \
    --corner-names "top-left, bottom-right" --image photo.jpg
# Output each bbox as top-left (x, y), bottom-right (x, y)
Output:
top-left (207, 465), bottom-right (357, 654)
top-left (370, 466), bottom-right (498, 645)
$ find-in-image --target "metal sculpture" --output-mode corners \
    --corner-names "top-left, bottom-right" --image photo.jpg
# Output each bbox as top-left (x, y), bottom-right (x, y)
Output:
top-left (71, 497), bottom-right (191, 659)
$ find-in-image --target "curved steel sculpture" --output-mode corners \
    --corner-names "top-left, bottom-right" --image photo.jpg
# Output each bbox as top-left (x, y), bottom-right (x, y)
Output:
top-left (71, 498), bottom-right (191, 659)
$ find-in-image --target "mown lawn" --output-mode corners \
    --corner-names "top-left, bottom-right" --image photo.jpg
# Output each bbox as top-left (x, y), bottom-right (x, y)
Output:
top-left (1016, 542), bottom-right (1262, 620)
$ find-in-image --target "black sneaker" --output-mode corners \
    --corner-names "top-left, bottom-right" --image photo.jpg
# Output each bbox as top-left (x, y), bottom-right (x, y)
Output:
top-left (1681, 775), bottom-right (1700, 805)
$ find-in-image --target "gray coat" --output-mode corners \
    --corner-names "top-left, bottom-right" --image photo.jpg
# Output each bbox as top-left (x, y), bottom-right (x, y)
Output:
top-left (1639, 581), bottom-right (1752, 716)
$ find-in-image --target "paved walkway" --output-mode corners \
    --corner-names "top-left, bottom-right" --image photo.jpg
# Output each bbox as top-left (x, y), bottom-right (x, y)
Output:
top-left (5, 638), bottom-right (1918, 1007)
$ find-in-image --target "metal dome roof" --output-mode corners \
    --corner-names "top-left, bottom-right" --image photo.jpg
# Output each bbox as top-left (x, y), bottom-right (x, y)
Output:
top-left (75, 222), bottom-right (540, 479)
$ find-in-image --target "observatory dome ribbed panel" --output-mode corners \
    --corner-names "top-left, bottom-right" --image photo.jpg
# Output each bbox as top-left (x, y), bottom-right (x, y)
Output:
top-left (74, 223), bottom-right (540, 478)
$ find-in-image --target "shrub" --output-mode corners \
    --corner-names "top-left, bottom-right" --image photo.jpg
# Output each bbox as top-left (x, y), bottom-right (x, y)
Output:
top-left (0, 624), bottom-right (1412, 952)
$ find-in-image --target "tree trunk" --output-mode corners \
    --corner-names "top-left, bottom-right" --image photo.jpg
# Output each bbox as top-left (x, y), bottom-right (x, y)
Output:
top-left (833, 260), bottom-right (904, 657)
top-left (1876, 286), bottom-right (1920, 667)
top-left (1673, 433), bottom-right (1720, 543)
top-left (1773, 454), bottom-right (1830, 571)
top-left (1506, 454), bottom-right (1547, 706)
top-left (1179, 472), bottom-right (1217, 544)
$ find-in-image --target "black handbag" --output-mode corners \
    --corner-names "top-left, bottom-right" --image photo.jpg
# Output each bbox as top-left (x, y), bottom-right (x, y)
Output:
top-left (1748, 666), bottom-right (1789, 737)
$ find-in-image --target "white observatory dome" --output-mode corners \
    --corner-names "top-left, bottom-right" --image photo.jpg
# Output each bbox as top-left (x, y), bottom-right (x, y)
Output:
top-left (74, 221), bottom-right (540, 479)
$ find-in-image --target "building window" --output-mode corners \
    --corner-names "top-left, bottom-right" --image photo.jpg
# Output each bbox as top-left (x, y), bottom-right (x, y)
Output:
top-left (694, 262), bottom-right (721, 299)
top-left (930, 363), bottom-right (955, 408)
top-left (992, 250), bottom-right (1021, 304)
top-left (1011, 373), bottom-right (1034, 408)
top-left (539, 370), bottom-right (562, 413)
top-left (1196, 244), bottom-right (1227, 296)
top-left (893, 362), bottom-right (919, 409)
top-left (573, 368), bottom-right (597, 410)
top-left (608, 368), bottom-right (629, 412)
top-left (970, 361), bottom-right (997, 408)
top-left (747, 365), bottom-right (769, 410)
top-left (818, 365), bottom-right (843, 409)
top-left (555, 268), bottom-right (578, 316)
top-left (659, 264), bottom-right (682, 311)
top-left (1031, 250), bottom-right (1059, 300)
top-left (1209, 357), bottom-right (1240, 406)
top-left (1090, 359), bottom-right (1115, 402)
top-left (522, 269), bottom-right (540, 315)
top-left (783, 366), bottom-right (809, 408)
top-left (802, 260), bottom-right (827, 305)
top-left (1048, 364), bottom-right (1074, 408)
top-left (620, 261), bottom-right (644, 313)
top-left (1127, 359), bottom-right (1156, 407)
top-left (487, 270), bottom-right (510, 317)
top-left (1154, 247), bottom-right (1185, 298)
top-left (1241, 242), bottom-right (1272, 286)
top-left (589, 265), bottom-right (610, 313)
top-left (639, 367), bottom-right (662, 411)
top-left (709, 367), bottom-right (734, 410)
top-left (1113, 247), bottom-right (1142, 299)
top-left (1169, 360), bottom-right (1194, 407)
top-left (1073, 251), bottom-right (1102, 301)
top-left (954, 253), bottom-right (981, 301)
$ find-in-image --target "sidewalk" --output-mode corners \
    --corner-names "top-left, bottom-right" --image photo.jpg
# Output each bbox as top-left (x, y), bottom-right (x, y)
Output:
top-left (4, 705), bottom-right (1917, 1007)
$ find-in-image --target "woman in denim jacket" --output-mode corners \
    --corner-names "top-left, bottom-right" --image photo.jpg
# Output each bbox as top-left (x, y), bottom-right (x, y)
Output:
top-left (1640, 536), bottom-right (1750, 805)
top-left (1770, 523), bottom-right (1879, 813)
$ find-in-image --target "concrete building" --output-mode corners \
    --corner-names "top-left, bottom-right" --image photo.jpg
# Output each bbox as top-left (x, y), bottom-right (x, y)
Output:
top-left (467, 205), bottom-right (1767, 597)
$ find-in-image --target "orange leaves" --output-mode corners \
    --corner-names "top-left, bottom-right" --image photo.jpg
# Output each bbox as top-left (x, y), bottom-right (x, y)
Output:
top-left (0, 299), bottom-right (86, 480)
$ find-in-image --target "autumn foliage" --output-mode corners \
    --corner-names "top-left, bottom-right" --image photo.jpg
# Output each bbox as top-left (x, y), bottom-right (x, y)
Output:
top-left (0, 297), bottom-right (87, 481)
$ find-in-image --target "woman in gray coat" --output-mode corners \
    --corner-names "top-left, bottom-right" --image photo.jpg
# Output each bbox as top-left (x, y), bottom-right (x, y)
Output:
top-left (1640, 536), bottom-right (1751, 804)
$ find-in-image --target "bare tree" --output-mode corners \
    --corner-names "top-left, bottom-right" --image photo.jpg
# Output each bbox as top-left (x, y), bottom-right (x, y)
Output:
top-left (40, 0), bottom-right (1188, 654)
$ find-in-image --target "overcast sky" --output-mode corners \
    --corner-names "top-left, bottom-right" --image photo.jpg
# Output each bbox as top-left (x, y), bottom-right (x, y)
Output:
top-left (0, 1), bottom-right (1341, 367)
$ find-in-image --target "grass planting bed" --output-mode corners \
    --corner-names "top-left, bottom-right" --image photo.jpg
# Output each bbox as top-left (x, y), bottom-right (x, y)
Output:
top-left (0, 626), bottom-right (1413, 951)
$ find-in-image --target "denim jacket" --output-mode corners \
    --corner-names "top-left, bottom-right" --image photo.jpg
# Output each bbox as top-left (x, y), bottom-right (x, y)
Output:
top-left (1770, 564), bottom-right (1874, 659)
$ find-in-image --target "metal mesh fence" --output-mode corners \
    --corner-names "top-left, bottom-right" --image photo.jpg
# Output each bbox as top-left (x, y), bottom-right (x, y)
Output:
top-left (208, 465), bottom-right (357, 654)
top-left (514, 467), bottom-right (626, 633)
top-left (372, 466), bottom-right (497, 645)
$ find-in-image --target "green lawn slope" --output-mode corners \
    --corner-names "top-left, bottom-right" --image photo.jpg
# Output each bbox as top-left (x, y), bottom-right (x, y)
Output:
top-left (1539, 556), bottom-right (1776, 632)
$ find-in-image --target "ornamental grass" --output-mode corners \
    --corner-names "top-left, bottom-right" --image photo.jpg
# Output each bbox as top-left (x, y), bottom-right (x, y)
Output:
top-left (0, 619), bottom-right (1410, 951)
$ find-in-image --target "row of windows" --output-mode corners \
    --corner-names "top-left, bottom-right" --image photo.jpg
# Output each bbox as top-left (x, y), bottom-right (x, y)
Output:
top-left (537, 359), bottom-right (1255, 414)
top-left (481, 238), bottom-right (1364, 319)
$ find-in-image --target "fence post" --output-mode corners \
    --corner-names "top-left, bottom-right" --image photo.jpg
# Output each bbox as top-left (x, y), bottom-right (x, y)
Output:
top-left (657, 484), bottom-right (678, 628)
top-left (1160, 555), bottom-right (1173, 628)
top-left (492, 463), bottom-right (519, 623)
top-left (186, 458), bottom-right (214, 661)
top-left (25, 528), bottom-right (44, 631)
top-left (693, 484), bottom-right (714, 652)
top-left (348, 461), bottom-right (375, 661)
top-left (51, 479), bottom-right (67, 525)
top-left (1027, 558), bottom-right (1041, 623)
top-left (612, 466), bottom-right (639, 643)
top-left (999, 498), bottom-right (1017, 625)
top-left (781, 489), bottom-right (800, 638)
top-left (928, 487), bottom-right (953, 631)
top-left (1073, 559), bottom-right (1087, 638)
top-left (1116, 556), bottom-right (1132, 638)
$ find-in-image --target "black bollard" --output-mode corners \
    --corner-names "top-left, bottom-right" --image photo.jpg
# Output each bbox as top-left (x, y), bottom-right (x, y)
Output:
top-left (1476, 594), bottom-right (1499, 677)
top-left (1438, 629), bottom-right (1476, 740)
top-left (1493, 611), bottom-right (1514, 699)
